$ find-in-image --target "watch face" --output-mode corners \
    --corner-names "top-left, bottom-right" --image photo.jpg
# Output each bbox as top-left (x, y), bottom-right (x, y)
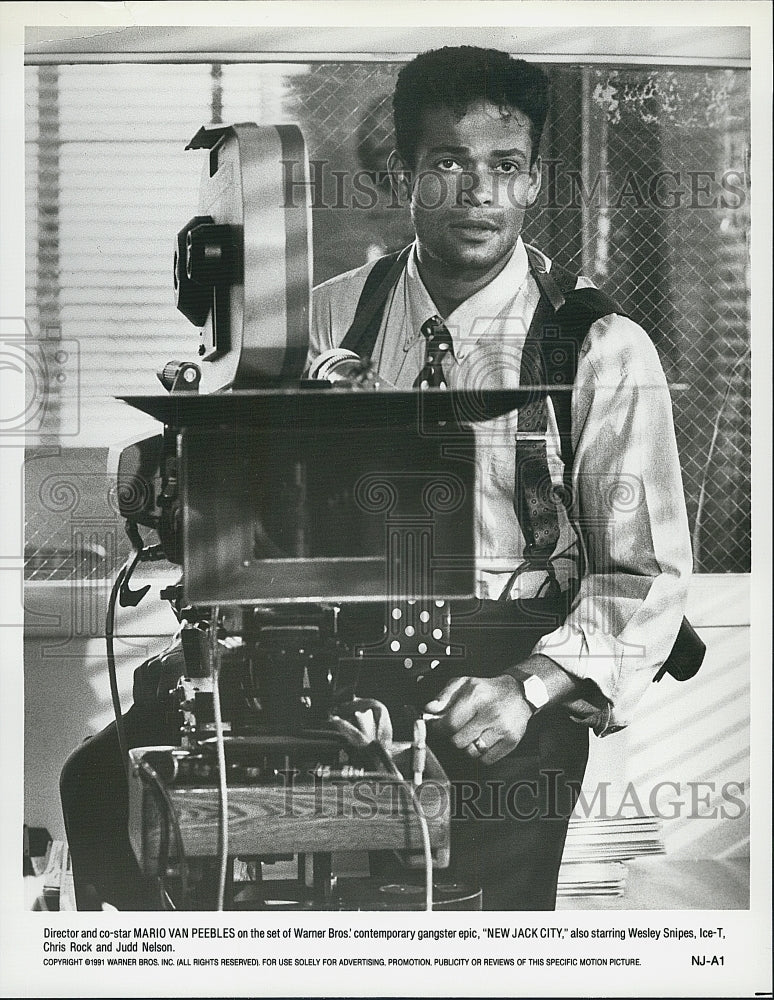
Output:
top-left (523, 675), bottom-right (550, 710)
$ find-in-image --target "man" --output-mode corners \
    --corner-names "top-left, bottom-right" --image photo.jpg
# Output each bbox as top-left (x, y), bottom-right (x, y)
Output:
top-left (308, 46), bottom-right (692, 908)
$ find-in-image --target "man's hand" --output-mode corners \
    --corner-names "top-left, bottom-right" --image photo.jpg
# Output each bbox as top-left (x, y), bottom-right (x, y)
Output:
top-left (424, 654), bottom-right (590, 765)
top-left (423, 674), bottom-right (533, 765)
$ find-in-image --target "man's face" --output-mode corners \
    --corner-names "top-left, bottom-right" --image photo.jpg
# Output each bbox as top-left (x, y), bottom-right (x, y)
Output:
top-left (397, 100), bottom-right (542, 277)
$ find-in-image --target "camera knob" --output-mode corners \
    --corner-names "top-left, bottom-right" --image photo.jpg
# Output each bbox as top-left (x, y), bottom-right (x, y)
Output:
top-left (186, 222), bottom-right (237, 286)
top-left (157, 360), bottom-right (202, 393)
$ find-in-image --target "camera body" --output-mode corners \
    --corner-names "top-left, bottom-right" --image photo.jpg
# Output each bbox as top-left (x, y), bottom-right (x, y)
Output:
top-left (114, 123), bottom-right (502, 906)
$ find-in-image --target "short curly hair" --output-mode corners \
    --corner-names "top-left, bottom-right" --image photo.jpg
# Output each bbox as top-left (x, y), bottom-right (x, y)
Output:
top-left (393, 46), bottom-right (549, 168)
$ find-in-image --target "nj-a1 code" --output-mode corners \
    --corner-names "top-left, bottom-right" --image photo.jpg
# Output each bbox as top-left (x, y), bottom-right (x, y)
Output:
top-left (692, 955), bottom-right (725, 966)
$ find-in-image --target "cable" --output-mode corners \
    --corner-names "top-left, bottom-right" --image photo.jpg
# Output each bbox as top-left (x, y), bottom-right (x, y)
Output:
top-left (373, 742), bottom-right (434, 913)
top-left (106, 558), bottom-right (131, 779)
top-left (209, 608), bottom-right (229, 911)
top-left (107, 538), bottom-right (151, 779)
top-left (136, 758), bottom-right (189, 910)
top-left (328, 710), bottom-right (434, 911)
top-left (143, 776), bottom-right (173, 910)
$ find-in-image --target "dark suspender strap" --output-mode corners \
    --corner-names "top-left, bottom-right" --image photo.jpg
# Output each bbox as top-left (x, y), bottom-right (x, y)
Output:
top-left (515, 248), bottom-right (623, 569)
top-left (340, 245), bottom-right (412, 358)
top-left (524, 243), bottom-right (575, 311)
top-left (520, 246), bottom-right (578, 447)
top-left (514, 250), bottom-right (578, 567)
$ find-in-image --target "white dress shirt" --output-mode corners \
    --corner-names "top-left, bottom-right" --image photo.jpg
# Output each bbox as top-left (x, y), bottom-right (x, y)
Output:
top-left (309, 238), bottom-right (692, 733)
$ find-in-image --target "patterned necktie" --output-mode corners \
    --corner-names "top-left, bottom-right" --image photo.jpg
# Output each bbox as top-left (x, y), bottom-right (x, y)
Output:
top-left (413, 315), bottom-right (454, 389)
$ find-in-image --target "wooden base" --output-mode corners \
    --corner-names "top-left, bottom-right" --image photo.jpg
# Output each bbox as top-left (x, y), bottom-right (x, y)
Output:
top-left (128, 742), bottom-right (451, 880)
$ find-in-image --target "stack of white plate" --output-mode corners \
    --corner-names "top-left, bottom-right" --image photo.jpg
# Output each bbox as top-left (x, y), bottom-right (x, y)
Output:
top-left (557, 815), bottom-right (665, 897)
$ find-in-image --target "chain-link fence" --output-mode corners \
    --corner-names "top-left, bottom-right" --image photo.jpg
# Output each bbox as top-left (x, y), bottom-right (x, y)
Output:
top-left (24, 59), bottom-right (750, 578)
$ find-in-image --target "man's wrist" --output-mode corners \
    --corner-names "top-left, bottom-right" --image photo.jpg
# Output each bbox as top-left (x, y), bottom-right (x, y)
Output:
top-left (521, 674), bottom-right (550, 714)
top-left (505, 653), bottom-right (584, 712)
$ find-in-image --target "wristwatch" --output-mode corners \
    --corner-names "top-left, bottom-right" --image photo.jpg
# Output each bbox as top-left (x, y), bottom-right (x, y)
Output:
top-left (521, 674), bottom-right (550, 714)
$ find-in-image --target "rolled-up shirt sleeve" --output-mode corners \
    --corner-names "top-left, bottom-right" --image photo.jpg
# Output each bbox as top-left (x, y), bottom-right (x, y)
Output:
top-left (532, 313), bottom-right (693, 734)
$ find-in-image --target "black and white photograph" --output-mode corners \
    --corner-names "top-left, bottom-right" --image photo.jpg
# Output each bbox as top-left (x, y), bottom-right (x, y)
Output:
top-left (1, 2), bottom-right (771, 997)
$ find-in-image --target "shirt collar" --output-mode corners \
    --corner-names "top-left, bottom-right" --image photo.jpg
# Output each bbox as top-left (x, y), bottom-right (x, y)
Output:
top-left (404, 237), bottom-right (530, 358)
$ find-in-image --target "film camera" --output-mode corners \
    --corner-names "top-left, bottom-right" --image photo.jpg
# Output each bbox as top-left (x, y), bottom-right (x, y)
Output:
top-left (108, 123), bottom-right (530, 910)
